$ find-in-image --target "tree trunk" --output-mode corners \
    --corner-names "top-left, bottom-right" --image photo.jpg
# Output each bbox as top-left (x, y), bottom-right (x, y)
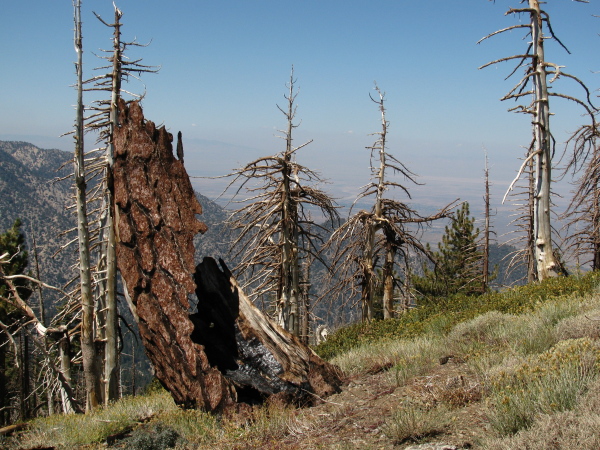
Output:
top-left (73, 0), bottom-right (102, 412)
top-left (19, 330), bottom-right (29, 421)
top-left (482, 154), bottom-right (490, 292)
top-left (382, 242), bottom-right (396, 319)
top-left (112, 100), bottom-right (341, 410)
top-left (362, 225), bottom-right (375, 321)
top-left (102, 6), bottom-right (123, 403)
top-left (56, 329), bottom-right (75, 414)
top-left (299, 253), bottom-right (311, 345)
top-left (194, 257), bottom-right (342, 405)
top-left (530, 0), bottom-right (559, 280)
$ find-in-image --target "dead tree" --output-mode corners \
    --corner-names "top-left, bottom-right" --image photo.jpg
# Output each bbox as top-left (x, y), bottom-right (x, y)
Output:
top-left (325, 85), bottom-right (456, 321)
top-left (112, 99), bottom-right (341, 411)
top-left (0, 255), bottom-right (81, 415)
top-left (224, 69), bottom-right (339, 336)
top-left (82, 3), bottom-right (158, 404)
top-left (72, 0), bottom-right (102, 412)
top-left (504, 148), bottom-right (538, 283)
top-left (561, 127), bottom-right (600, 269)
top-left (482, 153), bottom-right (493, 292)
top-left (559, 48), bottom-right (600, 269)
top-left (479, 0), bottom-right (595, 280)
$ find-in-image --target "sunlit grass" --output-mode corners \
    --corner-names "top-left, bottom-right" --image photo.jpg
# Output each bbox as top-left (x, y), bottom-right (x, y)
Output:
top-left (8, 271), bottom-right (600, 449)
top-left (383, 401), bottom-right (450, 444)
top-left (17, 390), bottom-right (177, 448)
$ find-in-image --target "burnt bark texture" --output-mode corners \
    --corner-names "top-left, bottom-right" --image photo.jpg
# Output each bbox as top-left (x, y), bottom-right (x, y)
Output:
top-left (193, 257), bottom-right (342, 405)
top-left (112, 99), bottom-right (341, 411)
top-left (112, 99), bottom-right (235, 411)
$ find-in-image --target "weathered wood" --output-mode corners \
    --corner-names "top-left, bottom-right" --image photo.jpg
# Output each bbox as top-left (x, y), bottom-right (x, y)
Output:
top-left (0, 422), bottom-right (28, 436)
top-left (113, 99), bottom-right (236, 411)
top-left (112, 99), bottom-right (341, 411)
top-left (193, 257), bottom-right (342, 405)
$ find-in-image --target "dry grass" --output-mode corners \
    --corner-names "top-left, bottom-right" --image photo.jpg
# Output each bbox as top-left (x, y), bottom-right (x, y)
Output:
top-left (331, 335), bottom-right (445, 383)
top-left (483, 378), bottom-right (600, 449)
top-left (7, 284), bottom-right (600, 449)
top-left (383, 401), bottom-right (450, 444)
top-left (12, 390), bottom-right (177, 448)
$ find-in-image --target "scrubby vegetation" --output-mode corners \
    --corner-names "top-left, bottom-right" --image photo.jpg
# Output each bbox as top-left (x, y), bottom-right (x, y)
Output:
top-left (315, 270), bottom-right (600, 360)
top-left (5, 272), bottom-right (600, 449)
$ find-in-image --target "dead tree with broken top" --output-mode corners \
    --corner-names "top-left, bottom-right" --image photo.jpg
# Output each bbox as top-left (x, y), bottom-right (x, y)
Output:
top-left (479, 0), bottom-right (595, 281)
top-left (72, 0), bottom-right (102, 412)
top-left (324, 85), bottom-right (456, 322)
top-left (224, 69), bottom-right (339, 337)
top-left (112, 99), bottom-right (341, 411)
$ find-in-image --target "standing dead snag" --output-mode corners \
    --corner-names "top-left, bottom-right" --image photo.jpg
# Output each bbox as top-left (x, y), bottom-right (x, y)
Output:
top-left (72, 0), bottom-right (102, 412)
top-left (479, 0), bottom-right (595, 280)
top-left (112, 99), bottom-right (341, 411)
top-left (112, 99), bottom-right (233, 410)
top-left (84, 4), bottom-right (159, 404)
top-left (324, 85), bottom-right (456, 321)
top-left (224, 68), bottom-right (339, 336)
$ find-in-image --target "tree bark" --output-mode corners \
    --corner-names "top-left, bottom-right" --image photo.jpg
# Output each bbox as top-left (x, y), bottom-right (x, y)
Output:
top-left (382, 241), bottom-right (396, 319)
top-left (112, 99), bottom-right (341, 410)
top-left (73, 0), bottom-right (102, 412)
top-left (101, 4), bottom-right (122, 405)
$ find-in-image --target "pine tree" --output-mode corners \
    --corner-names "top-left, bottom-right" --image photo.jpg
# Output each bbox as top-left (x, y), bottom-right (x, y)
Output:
top-left (0, 220), bottom-right (30, 425)
top-left (413, 203), bottom-right (482, 300)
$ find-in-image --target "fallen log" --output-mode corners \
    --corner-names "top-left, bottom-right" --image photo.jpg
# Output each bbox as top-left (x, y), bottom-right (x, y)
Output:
top-left (0, 422), bottom-right (28, 436)
top-left (112, 99), bottom-right (341, 412)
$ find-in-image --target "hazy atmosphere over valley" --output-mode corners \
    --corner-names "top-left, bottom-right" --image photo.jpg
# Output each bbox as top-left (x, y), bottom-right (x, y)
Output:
top-left (2, 1), bottom-right (599, 240)
top-left (5, 2), bottom-right (600, 445)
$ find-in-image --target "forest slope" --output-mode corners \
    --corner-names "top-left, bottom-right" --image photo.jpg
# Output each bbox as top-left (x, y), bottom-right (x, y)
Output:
top-left (6, 272), bottom-right (600, 449)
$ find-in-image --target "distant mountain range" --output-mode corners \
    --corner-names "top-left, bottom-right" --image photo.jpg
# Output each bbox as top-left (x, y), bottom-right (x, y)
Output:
top-left (0, 140), bottom-right (526, 322)
top-left (0, 141), bottom-right (75, 296)
top-left (0, 140), bottom-right (233, 312)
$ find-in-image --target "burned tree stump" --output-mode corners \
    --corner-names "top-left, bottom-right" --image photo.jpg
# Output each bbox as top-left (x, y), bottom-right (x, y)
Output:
top-left (193, 257), bottom-right (342, 405)
top-left (112, 100), bottom-right (341, 412)
top-left (113, 99), bottom-right (236, 410)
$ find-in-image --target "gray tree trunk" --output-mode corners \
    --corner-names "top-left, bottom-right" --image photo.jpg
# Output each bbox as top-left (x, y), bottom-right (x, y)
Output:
top-left (530, 0), bottom-right (559, 280)
top-left (73, 0), bottom-right (102, 411)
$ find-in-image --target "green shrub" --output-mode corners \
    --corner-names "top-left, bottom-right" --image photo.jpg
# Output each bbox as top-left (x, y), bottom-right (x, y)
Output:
top-left (124, 423), bottom-right (179, 450)
top-left (487, 338), bottom-right (600, 436)
top-left (315, 271), bottom-right (600, 360)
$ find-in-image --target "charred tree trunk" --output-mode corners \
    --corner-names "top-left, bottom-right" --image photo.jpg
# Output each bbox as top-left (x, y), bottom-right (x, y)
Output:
top-left (194, 257), bottom-right (342, 405)
top-left (112, 100), bottom-right (341, 411)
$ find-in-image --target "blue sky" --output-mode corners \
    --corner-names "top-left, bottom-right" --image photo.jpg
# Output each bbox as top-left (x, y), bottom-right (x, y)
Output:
top-left (1, 1), bottom-right (599, 238)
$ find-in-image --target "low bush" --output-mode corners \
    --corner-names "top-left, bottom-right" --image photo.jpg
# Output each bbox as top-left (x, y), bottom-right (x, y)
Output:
top-left (486, 338), bottom-right (600, 436)
top-left (315, 271), bottom-right (600, 360)
top-left (383, 401), bottom-right (450, 444)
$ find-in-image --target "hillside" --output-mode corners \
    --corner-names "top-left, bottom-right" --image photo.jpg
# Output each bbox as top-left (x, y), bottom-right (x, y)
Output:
top-left (6, 273), bottom-right (600, 449)
top-left (0, 140), bottom-right (526, 325)
top-left (0, 141), bottom-right (76, 300)
top-left (0, 140), bottom-right (232, 300)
